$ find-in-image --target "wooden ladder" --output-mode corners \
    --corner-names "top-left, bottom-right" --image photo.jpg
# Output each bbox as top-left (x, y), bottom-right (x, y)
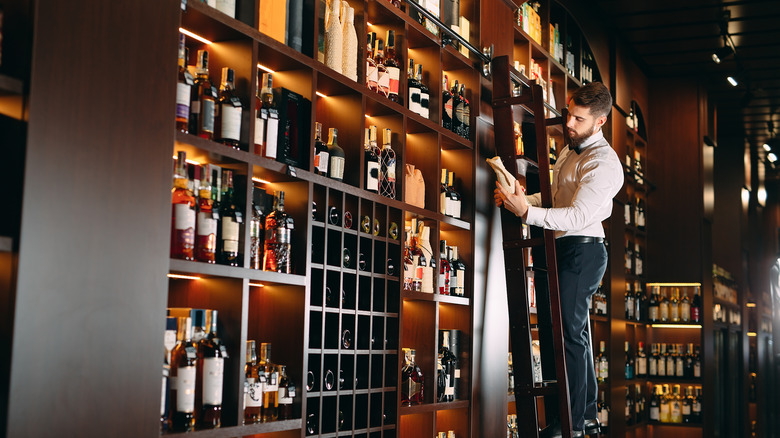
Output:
top-left (492, 54), bottom-right (573, 438)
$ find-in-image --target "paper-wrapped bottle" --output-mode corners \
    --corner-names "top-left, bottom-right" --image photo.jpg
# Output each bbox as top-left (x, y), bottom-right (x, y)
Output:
top-left (420, 225), bottom-right (435, 293)
top-left (341, 4), bottom-right (358, 81)
top-left (324, 0), bottom-right (343, 73)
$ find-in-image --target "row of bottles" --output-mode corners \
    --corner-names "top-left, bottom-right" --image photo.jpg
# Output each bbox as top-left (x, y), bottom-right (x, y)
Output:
top-left (648, 384), bottom-right (703, 424)
top-left (244, 341), bottom-right (296, 424)
top-left (407, 60), bottom-right (431, 118)
top-left (442, 75), bottom-right (470, 139)
top-left (623, 197), bottom-right (646, 229)
top-left (591, 280), bottom-right (608, 316)
top-left (402, 220), bottom-right (466, 296)
top-left (366, 30), bottom-right (401, 103)
top-left (624, 241), bottom-right (644, 276)
top-left (622, 283), bottom-right (703, 323)
top-left (162, 310), bottom-right (228, 432)
top-left (436, 330), bottom-right (462, 402)
top-left (436, 431), bottom-right (458, 438)
top-left (439, 169), bottom-right (462, 219)
top-left (324, 0), bottom-right (359, 81)
top-left (618, 341), bottom-right (702, 381)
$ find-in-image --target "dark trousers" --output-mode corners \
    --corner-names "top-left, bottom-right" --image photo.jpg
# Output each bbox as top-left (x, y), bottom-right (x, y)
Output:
top-left (555, 239), bottom-right (608, 430)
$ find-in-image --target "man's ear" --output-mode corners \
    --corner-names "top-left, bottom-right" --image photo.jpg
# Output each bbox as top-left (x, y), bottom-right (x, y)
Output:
top-left (596, 115), bottom-right (607, 129)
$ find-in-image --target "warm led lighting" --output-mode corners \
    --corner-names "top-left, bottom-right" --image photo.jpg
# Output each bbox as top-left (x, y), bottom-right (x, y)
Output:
top-left (727, 76), bottom-right (738, 87)
top-left (747, 332), bottom-right (757, 337)
top-left (249, 282), bottom-right (265, 288)
top-left (763, 143), bottom-right (772, 152)
top-left (172, 155), bottom-right (201, 166)
top-left (257, 63), bottom-right (275, 74)
top-left (179, 28), bottom-right (213, 45)
top-left (366, 22), bottom-right (373, 26)
top-left (758, 187), bottom-right (767, 206)
top-left (365, 114), bottom-right (371, 118)
top-left (252, 177), bottom-right (272, 185)
top-left (651, 324), bottom-right (703, 329)
top-left (746, 302), bottom-right (757, 308)
top-left (646, 283), bottom-right (702, 287)
top-left (768, 152), bottom-right (778, 163)
top-left (167, 273), bottom-right (202, 280)
top-left (316, 91), bottom-right (328, 98)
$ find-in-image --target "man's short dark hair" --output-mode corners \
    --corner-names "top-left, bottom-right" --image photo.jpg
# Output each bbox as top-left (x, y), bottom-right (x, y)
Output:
top-left (570, 82), bottom-right (612, 119)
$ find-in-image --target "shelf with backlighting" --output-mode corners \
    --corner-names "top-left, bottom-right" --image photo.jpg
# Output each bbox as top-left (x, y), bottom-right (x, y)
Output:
top-left (163, 419), bottom-right (303, 438)
top-left (169, 258), bottom-right (307, 286)
top-left (649, 322), bottom-right (703, 329)
top-left (644, 377), bottom-right (702, 385)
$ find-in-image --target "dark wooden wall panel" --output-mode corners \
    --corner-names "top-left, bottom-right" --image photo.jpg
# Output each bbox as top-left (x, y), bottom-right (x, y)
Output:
top-left (712, 139), bottom-right (745, 280)
top-left (6, 0), bottom-right (179, 436)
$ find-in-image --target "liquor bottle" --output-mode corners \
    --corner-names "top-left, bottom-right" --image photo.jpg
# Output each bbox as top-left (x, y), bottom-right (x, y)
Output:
top-left (244, 340), bottom-right (262, 424)
top-left (442, 75), bottom-right (453, 130)
top-left (636, 383), bottom-right (646, 422)
top-left (624, 202), bottom-right (632, 225)
top-left (624, 341), bottom-right (634, 380)
top-left (439, 241), bottom-right (451, 295)
top-left (366, 32), bottom-right (378, 91)
top-left (437, 331), bottom-right (457, 402)
top-left (447, 171), bottom-right (462, 218)
top-left (419, 225), bottom-right (436, 293)
top-left (634, 243), bottom-right (643, 276)
top-left (364, 125), bottom-right (380, 192)
top-left (216, 67), bottom-right (243, 149)
top-left (636, 197), bottom-right (646, 230)
top-left (675, 344), bottom-right (685, 377)
top-left (684, 343), bottom-right (694, 378)
top-left (326, 127), bottom-right (346, 182)
top-left (401, 348), bottom-right (424, 405)
top-left (249, 188), bottom-right (266, 270)
top-left (192, 50), bottom-right (218, 140)
top-left (408, 58), bottom-right (421, 115)
top-left (624, 240), bottom-right (633, 275)
top-left (670, 288), bottom-right (680, 322)
top-left (379, 128), bottom-right (397, 199)
top-left (217, 170), bottom-right (240, 266)
top-left (374, 38), bottom-right (388, 97)
top-left (456, 84), bottom-right (470, 138)
top-left (691, 286), bottom-right (702, 323)
top-left (636, 341), bottom-right (647, 378)
top-left (161, 350), bottom-right (170, 432)
top-left (625, 387), bottom-right (634, 425)
top-left (324, 0), bottom-right (343, 73)
top-left (596, 341), bottom-right (608, 383)
top-left (598, 391), bottom-right (609, 433)
top-left (625, 282), bottom-right (635, 320)
top-left (692, 345), bottom-right (701, 378)
top-left (278, 365), bottom-right (295, 420)
top-left (670, 385), bottom-right (683, 423)
top-left (341, 4), bottom-right (358, 81)
top-left (450, 80), bottom-right (462, 134)
top-left (682, 386), bottom-right (693, 423)
top-left (195, 167), bottom-right (218, 263)
top-left (507, 352), bottom-right (514, 394)
top-left (176, 35), bottom-right (194, 133)
top-left (692, 387), bottom-right (702, 422)
top-left (659, 385), bottom-right (671, 423)
top-left (311, 122), bottom-right (329, 176)
top-left (171, 151), bottom-right (196, 260)
top-left (649, 385), bottom-right (661, 422)
top-left (666, 344), bottom-right (675, 377)
top-left (197, 310), bottom-right (227, 429)
top-left (383, 30), bottom-right (401, 103)
top-left (659, 288), bottom-right (669, 322)
top-left (256, 73), bottom-right (279, 159)
top-left (680, 288), bottom-right (691, 322)
top-left (403, 223), bottom-right (415, 291)
top-left (648, 286), bottom-right (660, 322)
top-left (259, 343), bottom-right (279, 422)
top-left (634, 280), bottom-right (644, 321)
top-left (440, 169), bottom-right (449, 215)
top-left (170, 316), bottom-right (198, 432)
top-left (417, 65), bottom-right (430, 119)
top-left (263, 191), bottom-right (293, 273)
top-left (648, 343), bottom-right (658, 377)
top-left (450, 246), bottom-right (466, 297)
top-left (657, 344), bottom-right (667, 377)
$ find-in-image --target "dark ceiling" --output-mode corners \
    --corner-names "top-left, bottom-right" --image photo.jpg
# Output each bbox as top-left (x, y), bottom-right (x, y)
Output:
top-left (594, 0), bottom-right (780, 158)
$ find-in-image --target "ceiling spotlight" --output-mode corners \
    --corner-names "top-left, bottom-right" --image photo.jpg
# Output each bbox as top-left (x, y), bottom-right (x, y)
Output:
top-left (712, 45), bottom-right (734, 64)
top-left (727, 76), bottom-right (738, 87)
top-left (768, 152), bottom-right (778, 163)
top-left (764, 143), bottom-right (772, 152)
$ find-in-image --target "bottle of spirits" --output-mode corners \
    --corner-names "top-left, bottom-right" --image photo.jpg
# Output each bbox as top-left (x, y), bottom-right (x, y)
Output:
top-left (624, 341), bottom-right (634, 380)
top-left (636, 383), bottom-right (646, 421)
top-left (403, 224), bottom-right (415, 291)
top-left (659, 288), bottom-right (670, 322)
top-left (648, 343), bottom-right (658, 377)
top-left (341, 4), bottom-right (358, 81)
top-left (374, 38), bottom-right (388, 97)
top-left (636, 341), bottom-right (647, 378)
top-left (417, 64), bottom-right (430, 119)
top-left (683, 343), bottom-right (694, 378)
top-left (259, 343), bottom-right (279, 422)
top-left (379, 128), bottom-right (397, 199)
top-left (196, 166), bottom-right (218, 263)
top-left (170, 316), bottom-right (198, 432)
top-left (657, 344), bottom-right (667, 377)
top-left (249, 188), bottom-right (265, 270)
top-left (263, 191), bottom-right (293, 273)
top-left (675, 343), bottom-right (685, 377)
top-left (197, 310), bottom-right (227, 429)
top-left (450, 246), bottom-right (466, 297)
top-left (439, 240), bottom-right (451, 295)
top-left (171, 151), bottom-right (196, 260)
top-left (625, 282), bottom-right (635, 320)
top-left (648, 286), bottom-right (660, 322)
top-left (634, 243), bottom-right (643, 276)
top-left (192, 50), bottom-right (218, 140)
top-left (666, 344), bottom-right (676, 377)
top-left (419, 225), bottom-right (435, 293)
top-left (364, 125), bottom-right (380, 193)
top-left (634, 280), bottom-right (644, 321)
top-left (366, 32), bottom-right (378, 91)
top-left (693, 345), bottom-right (701, 378)
top-left (680, 288), bottom-right (691, 322)
top-left (177, 35), bottom-right (194, 133)
top-left (598, 391), bottom-right (609, 433)
top-left (440, 169), bottom-right (449, 215)
top-left (596, 341), bottom-right (608, 383)
top-left (401, 348), bottom-right (424, 405)
top-left (324, 0), bottom-right (343, 73)
top-left (244, 340), bottom-right (262, 424)
top-left (278, 365), bottom-right (295, 420)
top-left (625, 387), bottom-right (634, 425)
top-left (670, 288), bottom-right (680, 322)
top-left (438, 331), bottom-right (457, 402)
top-left (450, 80), bottom-right (462, 134)
top-left (327, 127), bottom-right (346, 182)
top-left (408, 58), bottom-right (421, 115)
top-left (659, 385), bottom-right (671, 423)
top-left (624, 240), bottom-right (633, 275)
top-left (692, 387), bottom-right (702, 422)
top-left (691, 286), bottom-right (702, 323)
top-left (383, 30), bottom-right (401, 103)
top-left (255, 73), bottom-right (279, 159)
top-left (670, 385), bottom-right (683, 423)
top-left (442, 75), bottom-right (453, 130)
top-left (216, 67), bottom-right (243, 149)
top-left (682, 386), bottom-right (693, 423)
top-left (312, 122), bottom-right (329, 176)
top-left (447, 171), bottom-right (462, 218)
top-left (457, 84), bottom-right (470, 138)
top-left (217, 170), bottom-right (240, 266)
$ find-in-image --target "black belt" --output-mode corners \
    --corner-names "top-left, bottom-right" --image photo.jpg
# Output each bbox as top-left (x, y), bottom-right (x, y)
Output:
top-left (555, 236), bottom-right (604, 246)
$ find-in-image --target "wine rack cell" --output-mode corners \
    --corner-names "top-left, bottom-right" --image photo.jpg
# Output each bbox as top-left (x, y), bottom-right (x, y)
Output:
top-left (309, 310), bottom-right (323, 349)
top-left (401, 300), bottom-right (436, 405)
top-left (324, 312), bottom-right (340, 350)
top-left (405, 130), bottom-right (440, 212)
top-left (314, 81), bottom-right (363, 188)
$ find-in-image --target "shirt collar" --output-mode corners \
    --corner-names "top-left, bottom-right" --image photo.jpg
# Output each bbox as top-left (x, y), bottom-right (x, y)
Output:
top-left (575, 129), bottom-right (604, 152)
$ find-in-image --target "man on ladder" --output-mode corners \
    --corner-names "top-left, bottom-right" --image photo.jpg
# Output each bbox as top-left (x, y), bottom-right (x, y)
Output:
top-left (495, 82), bottom-right (623, 437)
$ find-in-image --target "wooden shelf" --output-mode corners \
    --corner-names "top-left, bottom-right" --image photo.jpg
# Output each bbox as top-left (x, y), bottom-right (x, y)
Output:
top-left (169, 259), bottom-right (307, 285)
top-left (162, 418), bottom-right (302, 438)
top-left (402, 290), bottom-right (470, 305)
top-left (400, 399), bottom-right (469, 414)
top-left (0, 74), bottom-right (24, 96)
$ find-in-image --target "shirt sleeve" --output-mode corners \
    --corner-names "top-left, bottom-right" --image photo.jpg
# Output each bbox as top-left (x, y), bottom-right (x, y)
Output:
top-left (524, 154), bottom-right (623, 231)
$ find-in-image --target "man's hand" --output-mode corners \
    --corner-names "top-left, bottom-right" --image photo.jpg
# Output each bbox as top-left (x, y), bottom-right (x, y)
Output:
top-left (494, 180), bottom-right (529, 218)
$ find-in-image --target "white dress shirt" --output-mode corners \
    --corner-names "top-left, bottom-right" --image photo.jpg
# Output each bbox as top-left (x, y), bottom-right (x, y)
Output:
top-left (524, 129), bottom-right (624, 239)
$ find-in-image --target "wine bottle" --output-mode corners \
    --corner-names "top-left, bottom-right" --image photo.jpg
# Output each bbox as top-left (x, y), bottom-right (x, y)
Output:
top-left (263, 191), bottom-right (293, 273)
top-left (324, 0), bottom-right (343, 73)
top-left (255, 73), bottom-right (279, 159)
top-left (442, 75), bottom-right (453, 130)
top-left (384, 30), bottom-right (401, 103)
top-left (401, 348), bottom-right (424, 405)
top-left (327, 127), bottom-right (345, 182)
top-left (170, 317), bottom-right (198, 432)
top-left (218, 170), bottom-right (240, 266)
top-left (364, 125), bottom-right (380, 192)
top-left (458, 84), bottom-right (470, 138)
top-left (366, 32), bottom-right (378, 91)
top-left (171, 151), bottom-right (196, 260)
top-left (197, 310), bottom-right (227, 429)
top-left (313, 122), bottom-right (329, 176)
top-left (450, 246), bottom-right (465, 297)
top-left (216, 67), bottom-right (242, 149)
top-left (176, 35), bottom-right (194, 133)
top-left (439, 240), bottom-right (451, 295)
top-left (408, 58), bottom-right (421, 115)
top-left (379, 128), bottom-right (396, 199)
top-left (447, 171), bottom-right (461, 218)
top-left (341, 4), bottom-right (358, 81)
top-left (192, 50), bottom-right (217, 140)
top-left (450, 80), bottom-right (462, 134)
top-left (244, 340), bottom-right (262, 424)
top-left (278, 365), bottom-right (295, 420)
top-left (196, 166), bottom-right (218, 263)
top-left (418, 64), bottom-right (430, 119)
top-left (374, 39), bottom-right (387, 97)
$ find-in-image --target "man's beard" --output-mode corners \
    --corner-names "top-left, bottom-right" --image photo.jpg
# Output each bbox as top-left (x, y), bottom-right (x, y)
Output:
top-left (569, 121), bottom-right (596, 147)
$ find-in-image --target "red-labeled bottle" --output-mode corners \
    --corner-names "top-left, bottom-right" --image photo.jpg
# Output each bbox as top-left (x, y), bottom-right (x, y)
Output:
top-left (171, 151), bottom-right (196, 260)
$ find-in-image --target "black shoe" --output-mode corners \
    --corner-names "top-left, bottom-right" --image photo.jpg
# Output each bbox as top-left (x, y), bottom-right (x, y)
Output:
top-left (584, 418), bottom-right (601, 435)
top-left (540, 422), bottom-right (585, 438)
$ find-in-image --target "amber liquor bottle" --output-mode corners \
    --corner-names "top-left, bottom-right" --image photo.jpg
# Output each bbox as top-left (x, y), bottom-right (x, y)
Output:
top-left (278, 365), bottom-right (295, 420)
top-left (195, 166), bottom-right (217, 263)
top-left (197, 310), bottom-right (228, 429)
top-left (171, 151), bottom-right (196, 260)
top-left (254, 73), bottom-right (279, 159)
top-left (263, 191), bottom-right (293, 273)
top-left (244, 340), bottom-right (262, 424)
top-left (383, 30), bottom-right (401, 103)
top-left (192, 50), bottom-right (218, 140)
top-left (176, 34), bottom-right (194, 133)
top-left (216, 67), bottom-right (243, 149)
top-left (379, 128), bottom-right (396, 199)
top-left (170, 316), bottom-right (198, 432)
top-left (259, 343), bottom-right (279, 422)
top-left (401, 348), bottom-right (424, 405)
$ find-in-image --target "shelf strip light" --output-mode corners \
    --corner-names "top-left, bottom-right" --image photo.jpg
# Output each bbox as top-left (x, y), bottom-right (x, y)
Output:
top-left (747, 332), bottom-right (757, 337)
top-left (252, 177), bottom-right (272, 185)
top-left (746, 302), bottom-right (757, 308)
top-left (646, 282), bottom-right (702, 287)
top-left (179, 28), bottom-right (213, 45)
top-left (168, 273), bottom-right (201, 280)
top-left (316, 91), bottom-right (328, 98)
top-left (257, 63), bottom-right (275, 74)
top-left (651, 324), bottom-right (702, 329)
top-left (249, 282), bottom-right (265, 288)
top-left (172, 155), bottom-right (201, 166)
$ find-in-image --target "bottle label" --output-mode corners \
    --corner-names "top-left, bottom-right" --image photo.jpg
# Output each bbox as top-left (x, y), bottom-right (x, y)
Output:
top-left (455, 102), bottom-right (464, 125)
top-left (197, 212), bottom-right (217, 238)
top-left (201, 99), bottom-right (216, 133)
top-left (649, 307), bottom-right (659, 321)
top-left (265, 115), bottom-right (279, 159)
top-left (220, 104), bottom-right (242, 141)
top-left (246, 379), bottom-right (264, 407)
top-left (202, 357), bottom-right (225, 405)
top-left (420, 92), bottom-right (430, 117)
top-left (694, 363), bottom-right (701, 377)
top-left (637, 358), bottom-right (646, 375)
top-left (255, 116), bottom-right (266, 147)
top-left (386, 160), bottom-right (396, 182)
top-left (191, 100), bottom-right (201, 115)
top-left (671, 306), bottom-right (679, 321)
top-left (278, 387), bottom-right (293, 404)
top-left (386, 67), bottom-right (400, 97)
top-left (649, 358), bottom-right (657, 375)
top-left (682, 404), bottom-right (691, 415)
top-left (330, 155), bottom-right (345, 180)
top-left (176, 83), bottom-right (192, 120)
top-left (221, 217), bottom-right (239, 253)
top-left (681, 304), bottom-right (691, 321)
top-left (667, 360), bottom-right (675, 376)
top-left (445, 100), bottom-right (453, 119)
top-left (635, 259), bottom-right (643, 275)
top-left (164, 330), bottom-right (177, 353)
top-left (650, 406), bottom-right (659, 421)
top-left (671, 402), bottom-right (681, 418)
top-left (367, 62), bottom-right (378, 89)
top-left (316, 151), bottom-right (330, 174)
top-left (264, 371), bottom-right (279, 393)
top-left (377, 70), bottom-right (390, 96)
top-left (600, 408), bottom-right (609, 425)
top-left (693, 401), bottom-right (701, 412)
top-left (176, 365), bottom-right (197, 413)
top-left (366, 160), bottom-right (379, 191)
top-left (215, 0), bottom-right (236, 17)
top-left (409, 85), bottom-right (421, 113)
top-left (174, 203), bottom-right (196, 231)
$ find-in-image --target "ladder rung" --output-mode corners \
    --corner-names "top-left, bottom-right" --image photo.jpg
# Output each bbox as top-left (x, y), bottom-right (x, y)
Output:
top-left (493, 94), bottom-right (533, 109)
top-left (503, 237), bottom-right (545, 249)
top-left (518, 381), bottom-right (559, 396)
top-left (546, 116), bottom-right (564, 125)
